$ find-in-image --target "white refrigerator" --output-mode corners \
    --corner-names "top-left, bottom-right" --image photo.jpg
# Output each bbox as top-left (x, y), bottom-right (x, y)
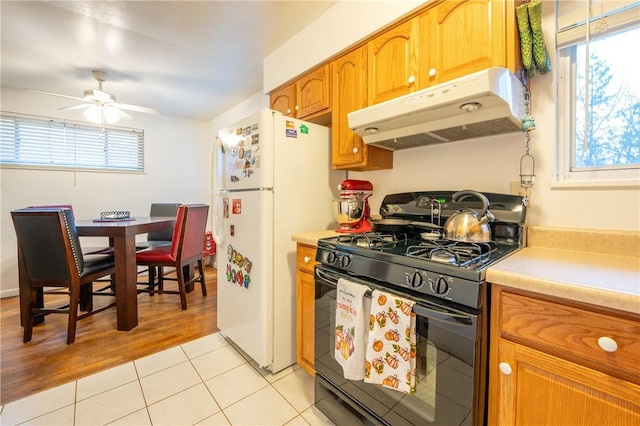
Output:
top-left (212, 108), bottom-right (341, 373)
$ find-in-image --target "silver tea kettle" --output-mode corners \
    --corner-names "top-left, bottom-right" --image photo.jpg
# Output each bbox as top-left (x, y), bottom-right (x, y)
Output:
top-left (443, 190), bottom-right (495, 242)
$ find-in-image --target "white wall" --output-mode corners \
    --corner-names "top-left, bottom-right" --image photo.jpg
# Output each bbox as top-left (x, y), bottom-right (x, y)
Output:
top-left (265, 0), bottom-right (640, 231)
top-left (263, 0), bottom-right (427, 92)
top-left (0, 88), bottom-right (211, 297)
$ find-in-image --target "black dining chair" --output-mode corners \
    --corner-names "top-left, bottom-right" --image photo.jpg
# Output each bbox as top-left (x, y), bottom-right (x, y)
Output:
top-left (136, 204), bottom-right (209, 310)
top-left (11, 207), bottom-right (117, 344)
top-left (28, 204), bottom-right (114, 255)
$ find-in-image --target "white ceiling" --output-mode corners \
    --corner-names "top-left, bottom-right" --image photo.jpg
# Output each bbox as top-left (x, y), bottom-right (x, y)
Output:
top-left (0, 1), bottom-right (337, 122)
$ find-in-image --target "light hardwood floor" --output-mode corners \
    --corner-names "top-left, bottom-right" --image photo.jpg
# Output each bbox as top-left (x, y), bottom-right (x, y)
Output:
top-left (0, 266), bottom-right (218, 406)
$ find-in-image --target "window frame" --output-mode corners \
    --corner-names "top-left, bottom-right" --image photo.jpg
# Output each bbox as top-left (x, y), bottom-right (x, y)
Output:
top-left (0, 112), bottom-right (145, 173)
top-left (555, 2), bottom-right (640, 189)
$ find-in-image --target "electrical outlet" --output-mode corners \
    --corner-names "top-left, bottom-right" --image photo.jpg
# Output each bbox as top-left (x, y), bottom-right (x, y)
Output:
top-left (510, 181), bottom-right (526, 197)
top-left (510, 181), bottom-right (532, 206)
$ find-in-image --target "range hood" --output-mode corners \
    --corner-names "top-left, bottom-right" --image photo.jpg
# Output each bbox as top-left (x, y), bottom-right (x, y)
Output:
top-left (348, 67), bottom-right (526, 151)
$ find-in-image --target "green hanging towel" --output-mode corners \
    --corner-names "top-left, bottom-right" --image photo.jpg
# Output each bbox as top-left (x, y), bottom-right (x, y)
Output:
top-left (516, 3), bottom-right (536, 78)
top-left (528, 1), bottom-right (551, 74)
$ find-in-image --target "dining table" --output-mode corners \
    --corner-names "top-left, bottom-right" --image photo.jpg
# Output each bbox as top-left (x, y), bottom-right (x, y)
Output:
top-left (75, 216), bottom-right (176, 331)
top-left (18, 216), bottom-right (175, 332)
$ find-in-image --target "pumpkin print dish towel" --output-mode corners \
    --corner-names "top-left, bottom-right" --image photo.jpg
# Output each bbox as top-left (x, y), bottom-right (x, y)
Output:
top-left (335, 278), bottom-right (371, 380)
top-left (364, 290), bottom-right (416, 394)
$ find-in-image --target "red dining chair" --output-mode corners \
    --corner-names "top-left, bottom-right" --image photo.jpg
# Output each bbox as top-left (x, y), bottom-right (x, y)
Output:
top-left (136, 204), bottom-right (209, 310)
top-left (11, 207), bottom-right (117, 344)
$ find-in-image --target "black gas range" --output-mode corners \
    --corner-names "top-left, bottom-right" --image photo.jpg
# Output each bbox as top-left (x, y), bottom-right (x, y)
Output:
top-left (313, 191), bottom-right (526, 426)
top-left (316, 191), bottom-right (526, 311)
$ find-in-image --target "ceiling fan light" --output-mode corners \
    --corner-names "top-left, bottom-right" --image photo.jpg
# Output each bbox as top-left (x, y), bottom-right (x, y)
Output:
top-left (83, 105), bottom-right (121, 124)
top-left (83, 106), bottom-right (103, 123)
top-left (103, 106), bottom-right (120, 124)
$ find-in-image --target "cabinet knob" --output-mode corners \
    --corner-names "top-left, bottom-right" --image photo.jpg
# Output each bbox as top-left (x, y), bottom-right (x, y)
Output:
top-left (408, 75), bottom-right (416, 84)
top-left (597, 336), bottom-right (618, 352)
top-left (499, 362), bottom-right (512, 375)
top-left (303, 256), bottom-right (311, 263)
top-left (352, 147), bottom-right (359, 154)
top-left (295, 105), bottom-right (300, 111)
top-left (429, 68), bottom-right (437, 77)
top-left (286, 108), bottom-right (292, 115)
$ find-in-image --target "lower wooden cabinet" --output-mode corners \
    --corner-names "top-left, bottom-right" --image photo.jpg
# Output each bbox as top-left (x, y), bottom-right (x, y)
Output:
top-left (296, 243), bottom-right (317, 375)
top-left (488, 286), bottom-right (640, 425)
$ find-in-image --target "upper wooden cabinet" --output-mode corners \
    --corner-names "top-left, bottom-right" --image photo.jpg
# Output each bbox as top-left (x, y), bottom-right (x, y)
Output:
top-left (269, 84), bottom-right (296, 117)
top-left (488, 286), bottom-right (640, 425)
top-left (367, 17), bottom-right (420, 105)
top-left (419, 0), bottom-right (521, 87)
top-left (331, 46), bottom-right (393, 170)
top-left (269, 65), bottom-right (331, 122)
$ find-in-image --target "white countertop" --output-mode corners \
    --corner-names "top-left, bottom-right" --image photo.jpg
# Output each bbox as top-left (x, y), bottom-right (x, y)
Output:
top-left (291, 230), bottom-right (340, 246)
top-left (487, 246), bottom-right (640, 314)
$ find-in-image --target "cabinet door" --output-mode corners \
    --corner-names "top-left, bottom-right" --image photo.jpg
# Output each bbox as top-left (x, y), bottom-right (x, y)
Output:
top-left (331, 46), bottom-right (393, 171)
top-left (296, 244), bottom-right (317, 376)
top-left (420, 0), bottom-right (513, 87)
top-left (367, 17), bottom-right (419, 105)
top-left (297, 269), bottom-right (316, 376)
top-left (331, 46), bottom-right (366, 168)
top-left (490, 340), bottom-right (640, 426)
top-left (270, 84), bottom-right (296, 117)
top-left (296, 65), bottom-right (330, 119)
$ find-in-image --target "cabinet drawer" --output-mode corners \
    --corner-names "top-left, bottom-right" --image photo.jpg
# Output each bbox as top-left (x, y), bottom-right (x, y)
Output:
top-left (499, 291), bottom-right (640, 381)
top-left (296, 244), bottom-right (317, 274)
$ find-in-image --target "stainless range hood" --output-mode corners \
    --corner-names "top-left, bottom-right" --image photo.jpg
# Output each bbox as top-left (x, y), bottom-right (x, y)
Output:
top-left (348, 67), bottom-right (526, 151)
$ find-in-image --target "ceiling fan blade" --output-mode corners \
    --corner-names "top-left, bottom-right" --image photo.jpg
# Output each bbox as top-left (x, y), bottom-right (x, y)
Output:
top-left (114, 103), bottom-right (159, 115)
top-left (26, 89), bottom-right (86, 102)
top-left (115, 109), bottom-right (135, 121)
top-left (59, 103), bottom-right (92, 111)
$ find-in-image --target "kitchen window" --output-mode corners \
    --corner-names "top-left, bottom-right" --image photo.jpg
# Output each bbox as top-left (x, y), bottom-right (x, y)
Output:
top-left (556, 1), bottom-right (639, 187)
top-left (0, 112), bottom-right (144, 172)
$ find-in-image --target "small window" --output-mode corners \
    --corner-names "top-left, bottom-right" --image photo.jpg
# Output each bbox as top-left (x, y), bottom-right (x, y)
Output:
top-left (556, 2), bottom-right (639, 186)
top-left (0, 112), bottom-right (144, 172)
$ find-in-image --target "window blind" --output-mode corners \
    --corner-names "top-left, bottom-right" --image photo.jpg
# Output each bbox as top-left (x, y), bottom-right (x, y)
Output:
top-left (557, 1), bottom-right (639, 47)
top-left (0, 112), bottom-right (144, 172)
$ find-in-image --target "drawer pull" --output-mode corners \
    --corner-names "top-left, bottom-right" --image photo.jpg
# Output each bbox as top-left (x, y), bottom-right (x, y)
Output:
top-left (597, 336), bottom-right (618, 352)
top-left (303, 256), bottom-right (311, 264)
top-left (499, 362), bottom-right (512, 375)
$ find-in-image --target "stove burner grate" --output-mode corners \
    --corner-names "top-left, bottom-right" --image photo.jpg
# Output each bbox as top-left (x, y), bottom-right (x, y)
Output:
top-left (406, 240), bottom-right (498, 268)
top-left (337, 231), bottom-right (409, 250)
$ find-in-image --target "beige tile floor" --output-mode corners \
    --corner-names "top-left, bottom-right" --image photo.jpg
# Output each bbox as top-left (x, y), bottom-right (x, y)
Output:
top-left (0, 332), bottom-right (335, 426)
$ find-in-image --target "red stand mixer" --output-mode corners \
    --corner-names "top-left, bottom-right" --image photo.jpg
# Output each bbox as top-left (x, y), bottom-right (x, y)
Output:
top-left (333, 179), bottom-right (373, 233)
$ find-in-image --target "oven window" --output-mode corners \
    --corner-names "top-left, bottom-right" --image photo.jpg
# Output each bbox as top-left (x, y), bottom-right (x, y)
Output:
top-left (315, 277), bottom-right (478, 426)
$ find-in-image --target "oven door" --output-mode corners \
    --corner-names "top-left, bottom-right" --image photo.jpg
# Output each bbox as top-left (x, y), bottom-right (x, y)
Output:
top-left (314, 265), bottom-right (486, 426)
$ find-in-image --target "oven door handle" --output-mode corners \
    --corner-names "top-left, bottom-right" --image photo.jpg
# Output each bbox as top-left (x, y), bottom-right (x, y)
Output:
top-left (412, 304), bottom-right (473, 326)
top-left (315, 266), bottom-right (344, 284)
top-left (315, 267), bottom-right (473, 327)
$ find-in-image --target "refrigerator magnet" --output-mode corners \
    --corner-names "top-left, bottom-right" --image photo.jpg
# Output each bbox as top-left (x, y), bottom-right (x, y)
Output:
top-left (232, 199), bottom-right (242, 214)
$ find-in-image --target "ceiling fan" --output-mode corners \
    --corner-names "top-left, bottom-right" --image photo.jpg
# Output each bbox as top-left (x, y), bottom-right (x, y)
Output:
top-left (27, 70), bottom-right (159, 125)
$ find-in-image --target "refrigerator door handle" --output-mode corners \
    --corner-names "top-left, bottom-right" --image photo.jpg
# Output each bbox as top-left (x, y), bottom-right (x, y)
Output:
top-left (212, 137), bottom-right (225, 245)
top-left (212, 137), bottom-right (224, 194)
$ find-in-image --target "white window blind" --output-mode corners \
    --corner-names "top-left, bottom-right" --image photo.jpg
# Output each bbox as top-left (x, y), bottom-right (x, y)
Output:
top-left (0, 113), bottom-right (144, 172)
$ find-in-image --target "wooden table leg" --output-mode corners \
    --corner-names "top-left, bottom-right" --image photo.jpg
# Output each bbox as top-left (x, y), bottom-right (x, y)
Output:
top-left (113, 235), bottom-right (139, 331)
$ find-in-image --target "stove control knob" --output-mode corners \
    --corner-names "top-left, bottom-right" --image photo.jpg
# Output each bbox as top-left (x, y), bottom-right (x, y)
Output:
top-left (339, 254), bottom-right (351, 268)
top-left (327, 251), bottom-right (337, 264)
top-left (432, 277), bottom-right (450, 295)
top-left (408, 271), bottom-right (423, 288)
